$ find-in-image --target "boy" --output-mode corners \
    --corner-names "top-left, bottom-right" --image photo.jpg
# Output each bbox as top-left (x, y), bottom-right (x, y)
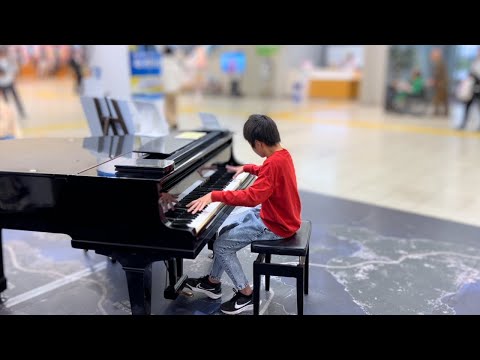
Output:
top-left (185, 114), bottom-right (301, 315)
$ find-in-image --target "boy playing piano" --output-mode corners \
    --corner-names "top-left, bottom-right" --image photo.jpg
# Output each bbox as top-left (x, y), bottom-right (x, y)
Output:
top-left (185, 114), bottom-right (302, 314)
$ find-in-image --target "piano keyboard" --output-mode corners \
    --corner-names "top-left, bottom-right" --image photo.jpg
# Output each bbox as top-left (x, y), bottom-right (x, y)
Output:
top-left (166, 171), bottom-right (251, 234)
top-left (188, 172), bottom-right (249, 233)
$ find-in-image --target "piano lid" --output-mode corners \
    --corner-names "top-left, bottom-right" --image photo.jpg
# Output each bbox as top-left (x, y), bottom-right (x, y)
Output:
top-left (0, 135), bottom-right (196, 176)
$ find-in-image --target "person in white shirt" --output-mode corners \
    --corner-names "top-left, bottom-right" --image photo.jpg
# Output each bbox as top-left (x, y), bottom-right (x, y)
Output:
top-left (162, 46), bottom-right (185, 129)
top-left (459, 48), bottom-right (480, 130)
top-left (0, 46), bottom-right (26, 119)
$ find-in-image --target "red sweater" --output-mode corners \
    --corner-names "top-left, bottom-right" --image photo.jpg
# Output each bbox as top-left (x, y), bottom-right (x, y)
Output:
top-left (211, 149), bottom-right (301, 238)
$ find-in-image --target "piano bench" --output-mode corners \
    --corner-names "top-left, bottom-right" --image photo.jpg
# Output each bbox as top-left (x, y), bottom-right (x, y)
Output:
top-left (250, 220), bottom-right (311, 315)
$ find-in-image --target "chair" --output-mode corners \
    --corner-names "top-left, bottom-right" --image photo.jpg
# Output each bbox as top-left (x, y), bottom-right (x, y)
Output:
top-left (404, 88), bottom-right (429, 116)
top-left (251, 220), bottom-right (311, 315)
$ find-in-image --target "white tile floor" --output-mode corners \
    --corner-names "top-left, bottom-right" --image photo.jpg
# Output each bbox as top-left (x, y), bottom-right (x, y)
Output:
top-left (2, 77), bottom-right (480, 227)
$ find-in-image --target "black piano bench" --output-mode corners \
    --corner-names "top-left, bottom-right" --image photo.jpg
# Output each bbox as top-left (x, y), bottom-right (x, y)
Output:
top-left (251, 220), bottom-right (311, 315)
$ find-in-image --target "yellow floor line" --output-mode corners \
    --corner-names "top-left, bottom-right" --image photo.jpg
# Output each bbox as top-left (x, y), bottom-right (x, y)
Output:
top-left (34, 93), bottom-right (77, 101)
top-left (180, 106), bottom-right (480, 139)
top-left (17, 106), bottom-right (480, 139)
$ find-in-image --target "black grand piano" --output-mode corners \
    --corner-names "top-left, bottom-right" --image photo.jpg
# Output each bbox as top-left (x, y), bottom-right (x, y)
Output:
top-left (0, 130), bottom-right (255, 315)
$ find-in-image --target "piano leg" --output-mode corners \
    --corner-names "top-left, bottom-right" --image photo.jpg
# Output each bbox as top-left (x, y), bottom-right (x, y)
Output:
top-left (176, 257), bottom-right (183, 278)
top-left (93, 250), bottom-right (187, 314)
top-left (93, 250), bottom-right (153, 315)
top-left (0, 229), bottom-right (7, 293)
top-left (123, 263), bottom-right (152, 315)
top-left (164, 258), bottom-right (187, 300)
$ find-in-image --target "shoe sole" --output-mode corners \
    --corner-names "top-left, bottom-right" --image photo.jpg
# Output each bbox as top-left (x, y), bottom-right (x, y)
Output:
top-left (221, 304), bottom-right (254, 315)
top-left (186, 284), bottom-right (222, 299)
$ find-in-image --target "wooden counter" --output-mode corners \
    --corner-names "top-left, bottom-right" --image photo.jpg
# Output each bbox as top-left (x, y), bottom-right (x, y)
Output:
top-left (308, 70), bottom-right (361, 99)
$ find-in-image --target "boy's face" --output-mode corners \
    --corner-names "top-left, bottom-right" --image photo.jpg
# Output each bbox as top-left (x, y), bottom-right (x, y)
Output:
top-left (251, 141), bottom-right (266, 158)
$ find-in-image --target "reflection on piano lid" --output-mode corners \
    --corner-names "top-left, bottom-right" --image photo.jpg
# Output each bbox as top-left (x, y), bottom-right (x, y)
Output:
top-left (136, 136), bottom-right (196, 156)
top-left (82, 135), bottom-right (139, 158)
top-left (82, 135), bottom-right (195, 159)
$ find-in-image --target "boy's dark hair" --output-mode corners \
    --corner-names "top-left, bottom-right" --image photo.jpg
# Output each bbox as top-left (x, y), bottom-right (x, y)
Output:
top-left (243, 114), bottom-right (281, 147)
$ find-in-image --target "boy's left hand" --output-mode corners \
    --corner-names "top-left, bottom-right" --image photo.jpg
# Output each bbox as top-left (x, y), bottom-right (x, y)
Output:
top-left (187, 192), bottom-right (213, 214)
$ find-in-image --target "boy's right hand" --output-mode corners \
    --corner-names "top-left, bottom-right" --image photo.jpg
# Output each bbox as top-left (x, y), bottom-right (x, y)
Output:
top-left (226, 165), bottom-right (244, 179)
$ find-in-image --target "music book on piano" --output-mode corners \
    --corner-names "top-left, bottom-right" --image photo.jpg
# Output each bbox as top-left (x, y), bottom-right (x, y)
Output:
top-left (175, 131), bottom-right (207, 140)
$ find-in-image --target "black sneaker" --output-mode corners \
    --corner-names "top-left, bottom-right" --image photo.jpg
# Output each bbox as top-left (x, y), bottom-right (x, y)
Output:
top-left (220, 289), bottom-right (253, 315)
top-left (185, 275), bottom-right (222, 299)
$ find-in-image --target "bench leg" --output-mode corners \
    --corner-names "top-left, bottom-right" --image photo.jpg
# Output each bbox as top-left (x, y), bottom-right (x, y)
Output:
top-left (265, 254), bottom-right (271, 291)
top-left (296, 269), bottom-right (304, 315)
top-left (304, 248), bottom-right (309, 295)
top-left (253, 263), bottom-right (261, 315)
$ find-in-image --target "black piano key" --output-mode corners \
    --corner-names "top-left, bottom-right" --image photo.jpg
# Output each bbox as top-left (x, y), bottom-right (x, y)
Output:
top-left (173, 219), bottom-right (193, 223)
top-left (165, 168), bottom-right (244, 225)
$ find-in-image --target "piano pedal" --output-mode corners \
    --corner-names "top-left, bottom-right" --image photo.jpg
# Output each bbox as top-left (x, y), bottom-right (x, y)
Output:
top-left (179, 289), bottom-right (193, 297)
top-left (208, 251), bottom-right (214, 259)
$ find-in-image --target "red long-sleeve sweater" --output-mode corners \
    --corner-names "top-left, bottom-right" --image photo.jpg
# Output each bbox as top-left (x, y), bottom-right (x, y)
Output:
top-left (211, 149), bottom-right (301, 238)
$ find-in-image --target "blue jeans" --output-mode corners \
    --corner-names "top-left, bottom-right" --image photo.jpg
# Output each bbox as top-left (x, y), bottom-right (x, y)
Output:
top-left (210, 206), bottom-right (283, 290)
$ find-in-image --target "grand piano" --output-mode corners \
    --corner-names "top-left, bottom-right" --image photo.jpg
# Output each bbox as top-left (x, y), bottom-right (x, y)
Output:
top-left (0, 130), bottom-right (255, 315)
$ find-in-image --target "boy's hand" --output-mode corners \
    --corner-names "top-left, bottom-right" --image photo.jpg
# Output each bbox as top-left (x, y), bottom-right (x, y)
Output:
top-left (226, 165), bottom-right (244, 179)
top-left (187, 192), bottom-right (213, 214)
